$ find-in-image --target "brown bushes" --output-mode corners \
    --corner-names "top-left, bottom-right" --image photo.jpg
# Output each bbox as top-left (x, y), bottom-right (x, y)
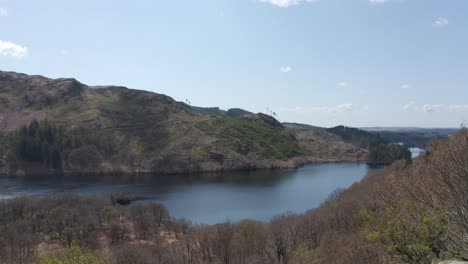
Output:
top-left (1, 130), bottom-right (468, 264)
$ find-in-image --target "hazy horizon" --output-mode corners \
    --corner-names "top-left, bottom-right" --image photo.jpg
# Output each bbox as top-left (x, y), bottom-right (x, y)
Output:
top-left (0, 0), bottom-right (467, 128)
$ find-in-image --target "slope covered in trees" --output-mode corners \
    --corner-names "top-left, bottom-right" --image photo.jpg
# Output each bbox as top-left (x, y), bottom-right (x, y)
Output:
top-left (328, 125), bottom-right (412, 165)
top-left (0, 71), bottom-right (366, 175)
top-left (0, 129), bottom-right (466, 263)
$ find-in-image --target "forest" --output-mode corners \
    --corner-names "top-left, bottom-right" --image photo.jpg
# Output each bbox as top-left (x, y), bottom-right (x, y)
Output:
top-left (1, 121), bottom-right (410, 175)
top-left (0, 119), bottom-right (124, 174)
top-left (0, 129), bottom-right (467, 263)
top-left (327, 126), bottom-right (412, 165)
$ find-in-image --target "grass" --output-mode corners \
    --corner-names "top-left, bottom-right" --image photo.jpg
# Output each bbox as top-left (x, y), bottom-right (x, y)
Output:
top-left (196, 117), bottom-right (302, 160)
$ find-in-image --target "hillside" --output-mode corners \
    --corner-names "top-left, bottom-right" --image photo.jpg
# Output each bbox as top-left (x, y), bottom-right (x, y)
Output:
top-left (361, 128), bottom-right (457, 148)
top-left (1, 130), bottom-right (466, 264)
top-left (0, 71), bottom-right (366, 175)
top-left (190, 106), bottom-right (253, 117)
top-left (327, 125), bottom-right (412, 165)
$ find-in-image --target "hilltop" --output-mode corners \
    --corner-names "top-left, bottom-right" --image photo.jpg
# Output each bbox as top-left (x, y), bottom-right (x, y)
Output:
top-left (0, 71), bottom-right (366, 175)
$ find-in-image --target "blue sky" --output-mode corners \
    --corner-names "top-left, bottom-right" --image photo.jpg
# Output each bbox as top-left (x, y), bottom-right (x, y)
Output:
top-left (0, 0), bottom-right (467, 128)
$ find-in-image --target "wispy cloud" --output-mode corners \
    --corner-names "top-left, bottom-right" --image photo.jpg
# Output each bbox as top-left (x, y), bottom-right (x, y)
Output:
top-left (422, 104), bottom-right (442, 113)
top-left (403, 102), bottom-right (443, 113)
top-left (369, 0), bottom-right (389, 4)
top-left (335, 104), bottom-right (353, 113)
top-left (258, 0), bottom-right (319, 8)
top-left (432, 17), bottom-right (449, 28)
top-left (401, 84), bottom-right (410, 89)
top-left (403, 103), bottom-right (468, 113)
top-left (280, 66), bottom-right (293, 73)
top-left (0, 8), bottom-right (7, 17)
top-left (338, 81), bottom-right (349, 88)
top-left (0, 40), bottom-right (28, 58)
top-left (403, 101), bottom-right (416, 111)
top-left (448, 104), bottom-right (468, 111)
top-left (281, 103), bottom-right (355, 114)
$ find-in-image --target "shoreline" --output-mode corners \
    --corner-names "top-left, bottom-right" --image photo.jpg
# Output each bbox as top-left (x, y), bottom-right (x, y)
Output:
top-left (0, 156), bottom-right (368, 178)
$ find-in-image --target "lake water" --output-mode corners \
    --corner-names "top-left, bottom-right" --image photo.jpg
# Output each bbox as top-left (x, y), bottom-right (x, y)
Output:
top-left (0, 163), bottom-right (376, 224)
top-left (409, 147), bottom-right (425, 158)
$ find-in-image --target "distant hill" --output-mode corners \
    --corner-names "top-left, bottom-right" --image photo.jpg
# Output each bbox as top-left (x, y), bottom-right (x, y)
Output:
top-left (361, 127), bottom-right (457, 148)
top-left (0, 71), bottom-right (366, 175)
top-left (361, 127), bottom-right (458, 133)
top-left (282, 122), bottom-right (327, 131)
top-left (190, 106), bottom-right (253, 117)
top-left (327, 126), bottom-right (412, 165)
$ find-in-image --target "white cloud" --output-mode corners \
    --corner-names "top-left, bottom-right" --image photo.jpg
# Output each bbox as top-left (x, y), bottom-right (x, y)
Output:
top-left (369, 0), bottom-right (388, 4)
top-left (338, 81), bottom-right (349, 88)
top-left (258, 0), bottom-right (319, 8)
top-left (0, 8), bottom-right (7, 17)
top-left (422, 104), bottom-right (442, 113)
top-left (403, 102), bottom-right (442, 113)
top-left (401, 84), bottom-right (410, 89)
top-left (335, 103), bottom-right (353, 113)
top-left (0, 40), bottom-right (28, 58)
top-left (432, 17), bottom-right (449, 28)
top-left (280, 66), bottom-right (292, 73)
top-left (402, 102), bottom-right (464, 113)
top-left (280, 103), bottom-right (354, 114)
top-left (403, 101), bottom-right (416, 111)
top-left (448, 104), bottom-right (468, 111)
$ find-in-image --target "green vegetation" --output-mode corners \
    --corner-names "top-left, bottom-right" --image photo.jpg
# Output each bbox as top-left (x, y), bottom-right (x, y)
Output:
top-left (191, 106), bottom-right (253, 117)
top-left (0, 132), bottom-right (9, 157)
top-left (367, 143), bottom-right (412, 165)
top-left (0, 71), bottom-right (373, 174)
top-left (6, 119), bottom-right (123, 171)
top-left (1, 130), bottom-right (467, 264)
top-left (328, 125), bottom-right (411, 165)
top-left (196, 117), bottom-right (302, 159)
top-left (35, 245), bottom-right (110, 264)
top-left (13, 119), bottom-right (75, 169)
top-left (328, 125), bottom-right (385, 149)
top-left (376, 131), bottom-right (448, 148)
top-left (361, 203), bottom-right (448, 263)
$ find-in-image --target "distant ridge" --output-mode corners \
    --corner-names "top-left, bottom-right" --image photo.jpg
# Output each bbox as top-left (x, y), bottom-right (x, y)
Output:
top-left (282, 122), bottom-right (327, 131)
top-left (190, 106), bottom-right (253, 117)
top-left (361, 127), bottom-right (458, 133)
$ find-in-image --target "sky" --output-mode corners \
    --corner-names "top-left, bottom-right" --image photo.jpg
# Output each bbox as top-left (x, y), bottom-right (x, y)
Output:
top-left (0, 0), bottom-right (467, 128)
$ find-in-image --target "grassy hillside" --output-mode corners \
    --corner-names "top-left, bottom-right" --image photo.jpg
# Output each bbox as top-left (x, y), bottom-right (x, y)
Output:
top-left (0, 71), bottom-right (366, 175)
top-left (191, 106), bottom-right (252, 117)
top-left (195, 115), bottom-right (301, 160)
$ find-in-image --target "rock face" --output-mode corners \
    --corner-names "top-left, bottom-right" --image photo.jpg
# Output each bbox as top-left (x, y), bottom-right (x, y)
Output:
top-left (0, 71), bottom-right (367, 175)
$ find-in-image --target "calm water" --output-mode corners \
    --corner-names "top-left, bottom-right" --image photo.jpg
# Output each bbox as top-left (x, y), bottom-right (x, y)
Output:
top-left (409, 147), bottom-right (425, 158)
top-left (0, 163), bottom-right (376, 224)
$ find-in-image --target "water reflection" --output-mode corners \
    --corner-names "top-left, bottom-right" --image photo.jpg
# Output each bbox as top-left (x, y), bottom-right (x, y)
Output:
top-left (0, 163), bottom-right (376, 224)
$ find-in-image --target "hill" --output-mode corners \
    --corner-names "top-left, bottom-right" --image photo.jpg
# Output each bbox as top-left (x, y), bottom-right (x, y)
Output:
top-left (0, 71), bottom-right (366, 175)
top-left (190, 106), bottom-right (253, 117)
top-left (327, 125), bottom-right (412, 165)
top-left (1, 130), bottom-right (466, 264)
top-left (282, 122), bottom-right (327, 131)
top-left (361, 127), bottom-right (458, 133)
top-left (360, 127), bottom-right (457, 148)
